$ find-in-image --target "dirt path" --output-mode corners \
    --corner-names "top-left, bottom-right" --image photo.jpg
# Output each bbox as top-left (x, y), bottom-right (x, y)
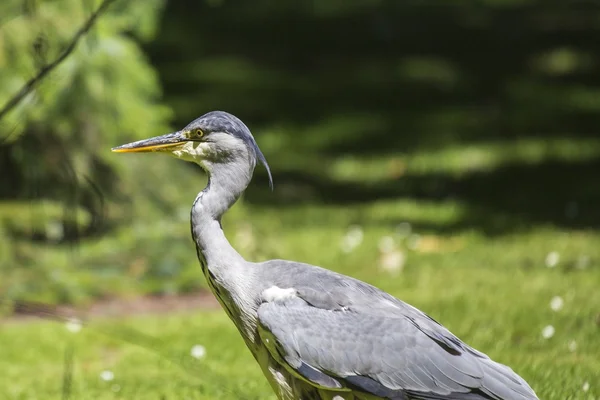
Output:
top-left (2, 290), bottom-right (220, 324)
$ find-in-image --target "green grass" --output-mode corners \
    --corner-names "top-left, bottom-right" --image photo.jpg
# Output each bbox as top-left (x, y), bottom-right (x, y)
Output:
top-left (2, 136), bottom-right (600, 399)
top-left (0, 312), bottom-right (272, 399)
top-left (1, 207), bottom-right (600, 399)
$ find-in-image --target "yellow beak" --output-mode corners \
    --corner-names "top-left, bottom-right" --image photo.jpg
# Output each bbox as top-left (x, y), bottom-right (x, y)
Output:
top-left (111, 131), bottom-right (186, 153)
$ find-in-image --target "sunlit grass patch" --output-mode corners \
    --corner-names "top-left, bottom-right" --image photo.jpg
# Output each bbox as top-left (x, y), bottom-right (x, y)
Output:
top-left (328, 137), bottom-right (600, 182)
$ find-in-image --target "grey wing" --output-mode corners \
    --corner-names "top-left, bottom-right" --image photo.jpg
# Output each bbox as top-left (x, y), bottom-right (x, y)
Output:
top-left (257, 296), bottom-right (538, 400)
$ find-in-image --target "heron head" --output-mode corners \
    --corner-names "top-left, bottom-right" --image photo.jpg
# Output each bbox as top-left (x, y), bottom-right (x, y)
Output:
top-left (112, 111), bottom-right (272, 187)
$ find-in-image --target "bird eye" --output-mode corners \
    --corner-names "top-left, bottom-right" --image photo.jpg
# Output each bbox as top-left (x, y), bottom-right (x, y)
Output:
top-left (193, 128), bottom-right (204, 138)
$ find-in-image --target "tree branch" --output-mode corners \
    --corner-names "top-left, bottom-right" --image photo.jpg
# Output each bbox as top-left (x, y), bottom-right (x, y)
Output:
top-left (0, 0), bottom-right (118, 121)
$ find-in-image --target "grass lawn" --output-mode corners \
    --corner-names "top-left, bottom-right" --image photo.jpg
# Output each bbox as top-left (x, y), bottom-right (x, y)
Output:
top-left (2, 136), bottom-right (600, 399)
top-left (2, 215), bottom-right (599, 399)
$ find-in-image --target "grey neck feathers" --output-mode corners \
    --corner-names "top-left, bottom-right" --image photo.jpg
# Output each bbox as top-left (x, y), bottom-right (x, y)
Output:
top-left (190, 155), bottom-right (255, 268)
top-left (198, 155), bottom-right (254, 219)
top-left (190, 154), bottom-right (261, 340)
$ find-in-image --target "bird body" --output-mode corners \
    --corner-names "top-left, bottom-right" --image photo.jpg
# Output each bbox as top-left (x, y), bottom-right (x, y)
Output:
top-left (113, 111), bottom-right (539, 400)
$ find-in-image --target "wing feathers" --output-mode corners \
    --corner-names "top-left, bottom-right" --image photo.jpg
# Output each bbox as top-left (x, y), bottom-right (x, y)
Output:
top-left (256, 284), bottom-right (537, 400)
top-left (345, 375), bottom-right (407, 399)
top-left (296, 361), bottom-right (343, 389)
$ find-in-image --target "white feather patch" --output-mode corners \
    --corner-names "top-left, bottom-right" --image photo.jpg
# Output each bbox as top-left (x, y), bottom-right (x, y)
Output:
top-left (262, 286), bottom-right (298, 303)
top-left (171, 141), bottom-right (210, 163)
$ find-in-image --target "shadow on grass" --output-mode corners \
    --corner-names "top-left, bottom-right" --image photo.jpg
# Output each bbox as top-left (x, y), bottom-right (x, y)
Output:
top-left (245, 157), bottom-right (600, 235)
top-left (149, 1), bottom-right (600, 149)
top-left (144, 0), bottom-right (600, 236)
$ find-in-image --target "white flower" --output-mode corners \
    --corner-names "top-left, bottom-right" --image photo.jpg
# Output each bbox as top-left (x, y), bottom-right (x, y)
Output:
top-left (65, 318), bottom-right (82, 333)
top-left (541, 325), bottom-right (555, 339)
top-left (550, 296), bottom-right (564, 312)
top-left (568, 340), bottom-right (577, 352)
top-left (100, 370), bottom-right (114, 381)
top-left (545, 252), bottom-right (560, 268)
top-left (582, 381), bottom-right (590, 392)
top-left (191, 344), bottom-right (206, 359)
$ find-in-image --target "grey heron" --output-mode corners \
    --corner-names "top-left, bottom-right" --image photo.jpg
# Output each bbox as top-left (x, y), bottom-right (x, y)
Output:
top-left (112, 111), bottom-right (539, 400)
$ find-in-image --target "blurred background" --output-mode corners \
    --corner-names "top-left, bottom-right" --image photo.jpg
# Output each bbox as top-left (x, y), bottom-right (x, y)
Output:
top-left (0, 1), bottom-right (599, 399)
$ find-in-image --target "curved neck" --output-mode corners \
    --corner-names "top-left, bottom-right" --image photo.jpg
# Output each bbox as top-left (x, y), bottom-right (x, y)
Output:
top-left (190, 159), bottom-right (261, 342)
top-left (200, 159), bottom-right (253, 219)
top-left (191, 160), bottom-right (254, 266)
